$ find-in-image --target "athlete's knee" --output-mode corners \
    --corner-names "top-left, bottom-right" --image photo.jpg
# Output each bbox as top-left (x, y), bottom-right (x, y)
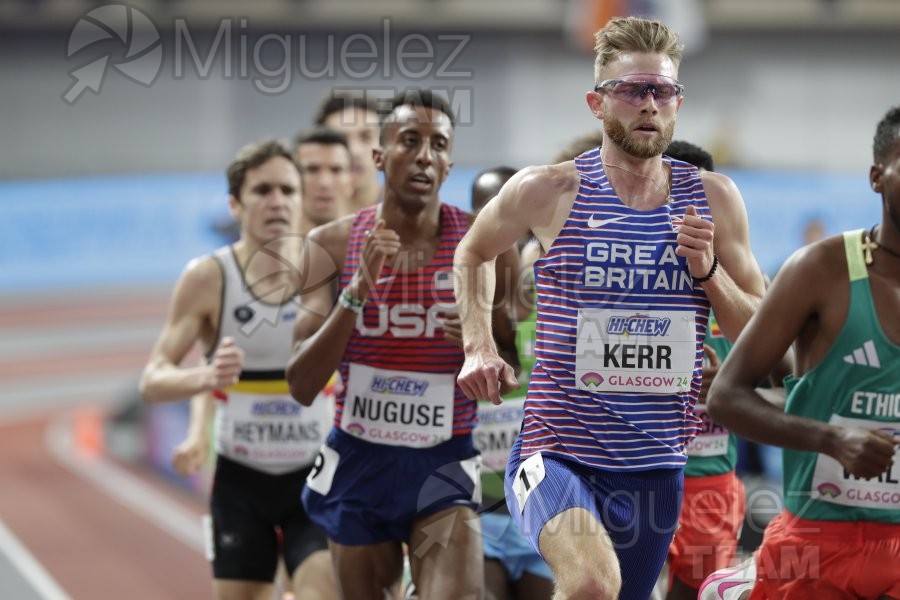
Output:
top-left (554, 569), bottom-right (621, 600)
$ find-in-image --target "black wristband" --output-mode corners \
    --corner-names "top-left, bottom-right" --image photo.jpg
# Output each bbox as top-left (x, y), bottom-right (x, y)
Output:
top-left (694, 254), bottom-right (719, 283)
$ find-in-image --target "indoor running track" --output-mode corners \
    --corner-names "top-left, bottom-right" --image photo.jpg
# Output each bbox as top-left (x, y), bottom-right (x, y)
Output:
top-left (0, 287), bottom-right (212, 599)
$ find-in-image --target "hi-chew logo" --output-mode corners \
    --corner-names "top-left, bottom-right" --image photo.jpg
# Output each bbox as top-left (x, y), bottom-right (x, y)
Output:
top-left (607, 314), bottom-right (671, 337)
top-left (371, 375), bottom-right (430, 397)
top-left (64, 4), bottom-right (162, 104)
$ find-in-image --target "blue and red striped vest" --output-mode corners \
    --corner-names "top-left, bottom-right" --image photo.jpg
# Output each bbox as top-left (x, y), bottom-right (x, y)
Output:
top-left (336, 204), bottom-right (476, 446)
top-left (520, 148), bottom-right (711, 470)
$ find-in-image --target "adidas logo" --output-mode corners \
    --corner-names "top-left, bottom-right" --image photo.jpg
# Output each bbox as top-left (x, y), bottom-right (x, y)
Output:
top-left (843, 340), bottom-right (881, 368)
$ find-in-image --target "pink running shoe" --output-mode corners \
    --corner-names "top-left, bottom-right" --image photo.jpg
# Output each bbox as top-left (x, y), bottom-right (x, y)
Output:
top-left (698, 556), bottom-right (756, 600)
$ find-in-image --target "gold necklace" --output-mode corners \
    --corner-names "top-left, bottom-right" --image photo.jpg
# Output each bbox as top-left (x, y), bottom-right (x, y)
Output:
top-left (602, 162), bottom-right (673, 203)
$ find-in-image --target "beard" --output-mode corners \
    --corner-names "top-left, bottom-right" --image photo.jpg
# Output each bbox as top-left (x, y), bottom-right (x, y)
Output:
top-left (604, 115), bottom-right (675, 159)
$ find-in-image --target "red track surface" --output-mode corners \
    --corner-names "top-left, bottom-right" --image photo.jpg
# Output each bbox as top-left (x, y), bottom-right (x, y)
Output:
top-left (0, 288), bottom-right (213, 599)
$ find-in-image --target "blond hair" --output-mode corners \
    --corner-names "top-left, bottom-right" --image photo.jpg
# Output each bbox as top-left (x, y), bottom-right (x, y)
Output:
top-left (593, 17), bottom-right (683, 84)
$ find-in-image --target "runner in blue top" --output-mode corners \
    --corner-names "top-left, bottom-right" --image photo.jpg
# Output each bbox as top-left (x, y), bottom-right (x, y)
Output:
top-left (455, 17), bottom-right (765, 600)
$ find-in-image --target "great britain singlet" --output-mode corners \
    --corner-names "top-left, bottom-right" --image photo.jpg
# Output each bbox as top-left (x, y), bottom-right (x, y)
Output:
top-left (211, 246), bottom-right (334, 475)
top-left (335, 204), bottom-right (474, 448)
top-left (519, 149), bottom-right (711, 471)
top-left (783, 230), bottom-right (900, 523)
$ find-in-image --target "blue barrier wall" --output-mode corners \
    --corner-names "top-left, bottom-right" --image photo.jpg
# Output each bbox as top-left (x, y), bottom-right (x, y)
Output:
top-left (0, 167), bottom-right (882, 294)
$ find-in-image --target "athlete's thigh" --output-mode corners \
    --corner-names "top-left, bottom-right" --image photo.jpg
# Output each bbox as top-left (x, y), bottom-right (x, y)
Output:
top-left (409, 505), bottom-right (484, 600)
top-left (484, 558), bottom-right (511, 600)
top-left (280, 501), bottom-right (328, 576)
top-left (209, 490), bottom-right (279, 582)
top-left (539, 507), bottom-right (620, 589)
top-left (512, 571), bottom-right (554, 600)
top-left (329, 538), bottom-right (403, 600)
top-left (506, 452), bottom-right (617, 584)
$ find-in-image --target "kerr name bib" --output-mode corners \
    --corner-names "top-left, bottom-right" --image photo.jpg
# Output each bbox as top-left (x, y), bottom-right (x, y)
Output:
top-left (575, 308), bottom-right (695, 394)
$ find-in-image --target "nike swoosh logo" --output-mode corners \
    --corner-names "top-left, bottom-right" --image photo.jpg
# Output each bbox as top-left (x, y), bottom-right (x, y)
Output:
top-left (587, 214), bottom-right (628, 228)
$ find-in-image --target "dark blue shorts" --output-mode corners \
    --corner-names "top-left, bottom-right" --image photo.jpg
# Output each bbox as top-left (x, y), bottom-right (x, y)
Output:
top-left (504, 433), bottom-right (683, 600)
top-left (302, 427), bottom-right (481, 546)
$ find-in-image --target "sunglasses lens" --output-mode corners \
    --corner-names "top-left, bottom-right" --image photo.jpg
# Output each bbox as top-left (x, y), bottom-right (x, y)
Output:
top-left (653, 84), bottom-right (679, 103)
top-left (609, 82), bottom-right (680, 106)
top-left (613, 82), bottom-right (648, 105)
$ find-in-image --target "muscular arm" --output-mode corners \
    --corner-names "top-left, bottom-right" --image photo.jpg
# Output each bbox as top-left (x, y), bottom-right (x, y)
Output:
top-left (690, 172), bottom-right (766, 342)
top-left (707, 242), bottom-right (895, 477)
top-left (287, 217), bottom-right (401, 406)
top-left (140, 258), bottom-right (236, 403)
top-left (441, 241), bottom-right (520, 374)
top-left (455, 166), bottom-right (571, 403)
top-left (286, 221), bottom-right (352, 406)
top-left (491, 244), bottom-right (521, 369)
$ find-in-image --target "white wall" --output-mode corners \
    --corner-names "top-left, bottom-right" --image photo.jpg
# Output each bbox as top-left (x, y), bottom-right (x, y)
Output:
top-left (2, 26), bottom-right (899, 179)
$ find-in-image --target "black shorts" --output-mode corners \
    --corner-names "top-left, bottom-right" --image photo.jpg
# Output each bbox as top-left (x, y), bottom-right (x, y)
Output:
top-left (209, 455), bottom-right (328, 582)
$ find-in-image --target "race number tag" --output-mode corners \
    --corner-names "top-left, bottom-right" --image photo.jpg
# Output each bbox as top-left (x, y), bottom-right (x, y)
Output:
top-left (811, 414), bottom-right (900, 510)
top-left (305, 444), bottom-right (340, 496)
top-left (475, 399), bottom-right (526, 472)
top-left (512, 452), bottom-right (546, 514)
top-left (460, 455), bottom-right (484, 506)
top-left (685, 405), bottom-right (730, 457)
top-left (575, 308), bottom-right (696, 394)
top-left (214, 390), bottom-right (333, 473)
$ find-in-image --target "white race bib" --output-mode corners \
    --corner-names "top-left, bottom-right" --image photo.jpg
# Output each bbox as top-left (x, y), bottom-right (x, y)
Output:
top-left (811, 414), bottom-right (900, 510)
top-left (340, 363), bottom-right (454, 448)
top-left (215, 390), bottom-right (333, 474)
top-left (512, 452), bottom-right (546, 514)
top-left (305, 444), bottom-right (340, 496)
top-left (474, 399), bottom-right (526, 472)
top-left (575, 308), bottom-right (696, 394)
top-left (685, 405), bottom-right (730, 457)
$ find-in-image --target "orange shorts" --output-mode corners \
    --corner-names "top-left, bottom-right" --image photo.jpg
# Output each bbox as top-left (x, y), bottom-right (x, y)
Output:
top-left (669, 471), bottom-right (746, 588)
top-left (750, 511), bottom-right (900, 599)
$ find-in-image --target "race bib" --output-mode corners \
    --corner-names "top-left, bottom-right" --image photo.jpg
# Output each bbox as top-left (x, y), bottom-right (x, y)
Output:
top-left (340, 363), bottom-right (454, 448)
top-left (811, 414), bottom-right (900, 510)
top-left (512, 452), bottom-right (546, 514)
top-left (460, 455), bottom-right (484, 506)
top-left (685, 405), bottom-right (730, 457)
top-left (474, 399), bottom-right (526, 472)
top-left (305, 444), bottom-right (340, 496)
top-left (215, 390), bottom-right (333, 472)
top-left (575, 308), bottom-right (696, 394)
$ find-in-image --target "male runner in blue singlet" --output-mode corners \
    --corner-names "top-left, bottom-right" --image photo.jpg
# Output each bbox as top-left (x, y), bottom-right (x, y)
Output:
top-left (455, 17), bottom-right (765, 600)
